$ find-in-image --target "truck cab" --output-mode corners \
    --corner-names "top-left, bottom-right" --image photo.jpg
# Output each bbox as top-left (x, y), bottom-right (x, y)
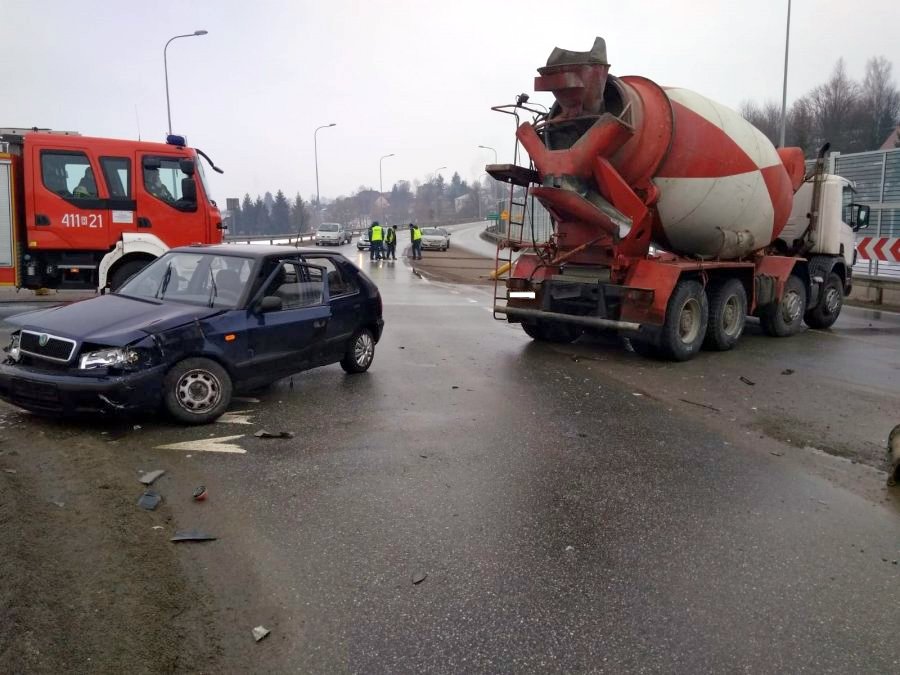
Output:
top-left (0, 129), bottom-right (223, 290)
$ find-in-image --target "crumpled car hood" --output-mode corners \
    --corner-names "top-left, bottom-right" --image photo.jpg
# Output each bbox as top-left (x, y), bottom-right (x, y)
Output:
top-left (7, 294), bottom-right (222, 346)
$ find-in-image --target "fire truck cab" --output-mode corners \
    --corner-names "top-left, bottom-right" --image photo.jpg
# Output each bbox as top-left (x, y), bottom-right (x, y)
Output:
top-left (0, 128), bottom-right (223, 291)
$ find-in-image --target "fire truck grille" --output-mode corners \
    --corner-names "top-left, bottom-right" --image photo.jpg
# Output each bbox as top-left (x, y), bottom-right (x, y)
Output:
top-left (20, 331), bottom-right (77, 362)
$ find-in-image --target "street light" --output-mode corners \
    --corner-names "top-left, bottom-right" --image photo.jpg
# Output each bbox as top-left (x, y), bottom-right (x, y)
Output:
top-left (477, 145), bottom-right (498, 165)
top-left (314, 123), bottom-right (336, 209)
top-left (379, 153), bottom-right (395, 221)
top-left (779, 0), bottom-right (792, 147)
top-left (164, 30), bottom-right (208, 135)
top-left (433, 166), bottom-right (447, 180)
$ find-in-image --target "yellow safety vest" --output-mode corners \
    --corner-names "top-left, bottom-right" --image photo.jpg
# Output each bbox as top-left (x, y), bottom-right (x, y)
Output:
top-left (371, 225), bottom-right (383, 242)
top-left (412, 227), bottom-right (422, 241)
top-left (386, 228), bottom-right (396, 244)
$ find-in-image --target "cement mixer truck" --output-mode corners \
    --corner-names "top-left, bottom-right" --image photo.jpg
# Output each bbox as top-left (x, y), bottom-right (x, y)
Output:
top-left (488, 38), bottom-right (871, 360)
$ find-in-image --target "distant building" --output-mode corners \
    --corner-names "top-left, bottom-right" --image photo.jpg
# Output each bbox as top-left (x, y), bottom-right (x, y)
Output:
top-left (880, 125), bottom-right (900, 150)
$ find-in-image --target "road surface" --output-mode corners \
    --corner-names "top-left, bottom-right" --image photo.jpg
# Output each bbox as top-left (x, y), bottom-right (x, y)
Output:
top-left (1, 236), bottom-right (899, 673)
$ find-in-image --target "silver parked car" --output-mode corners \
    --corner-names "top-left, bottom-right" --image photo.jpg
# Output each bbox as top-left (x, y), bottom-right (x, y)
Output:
top-left (315, 222), bottom-right (351, 246)
top-left (420, 227), bottom-right (450, 251)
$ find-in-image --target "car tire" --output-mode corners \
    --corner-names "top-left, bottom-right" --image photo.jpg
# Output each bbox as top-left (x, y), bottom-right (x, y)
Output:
top-left (109, 259), bottom-right (150, 291)
top-left (803, 272), bottom-right (843, 329)
top-left (703, 278), bottom-right (747, 351)
top-left (760, 274), bottom-right (806, 337)
top-left (163, 357), bottom-right (233, 424)
top-left (659, 279), bottom-right (708, 361)
top-left (341, 328), bottom-right (376, 374)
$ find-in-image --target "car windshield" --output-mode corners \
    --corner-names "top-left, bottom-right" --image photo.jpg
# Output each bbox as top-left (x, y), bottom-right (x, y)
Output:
top-left (421, 228), bottom-right (441, 236)
top-left (319, 223), bottom-right (339, 232)
top-left (116, 251), bottom-right (254, 309)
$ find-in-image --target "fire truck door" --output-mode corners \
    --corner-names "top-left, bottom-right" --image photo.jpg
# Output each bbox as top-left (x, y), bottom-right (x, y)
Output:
top-left (136, 153), bottom-right (207, 249)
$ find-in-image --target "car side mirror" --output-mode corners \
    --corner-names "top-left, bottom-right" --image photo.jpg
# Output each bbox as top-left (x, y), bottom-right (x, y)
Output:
top-left (851, 203), bottom-right (870, 232)
top-left (179, 158), bottom-right (195, 176)
top-left (258, 296), bottom-right (282, 313)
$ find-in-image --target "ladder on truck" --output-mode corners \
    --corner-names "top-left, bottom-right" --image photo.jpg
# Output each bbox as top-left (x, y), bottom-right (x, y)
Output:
top-left (486, 163), bottom-right (540, 320)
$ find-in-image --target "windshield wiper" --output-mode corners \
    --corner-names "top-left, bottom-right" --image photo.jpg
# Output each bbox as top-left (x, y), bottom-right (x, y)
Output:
top-left (207, 267), bottom-right (218, 308)
top-left (155, 262), bottom-right (174, 300)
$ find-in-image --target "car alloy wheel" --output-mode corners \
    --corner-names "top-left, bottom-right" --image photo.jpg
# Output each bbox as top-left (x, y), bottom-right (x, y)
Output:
top-left (176, 368), bottom-right (222, 413)
top-left (354, 331), bottom-right (374, 369)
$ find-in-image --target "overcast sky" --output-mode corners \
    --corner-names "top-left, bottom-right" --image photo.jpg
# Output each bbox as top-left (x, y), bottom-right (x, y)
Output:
top-left (5, 0), bottom-right (898, 202)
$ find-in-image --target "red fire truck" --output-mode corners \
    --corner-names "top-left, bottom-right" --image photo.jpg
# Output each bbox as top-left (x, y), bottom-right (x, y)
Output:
top-left (0, 128), bottom-right (224, 291)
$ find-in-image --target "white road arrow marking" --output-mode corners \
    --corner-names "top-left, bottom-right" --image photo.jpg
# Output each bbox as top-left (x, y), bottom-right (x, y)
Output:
top-left (155, 435), bottom-right (246, 454)
top-left (217, 410), bottom-right (254, 425)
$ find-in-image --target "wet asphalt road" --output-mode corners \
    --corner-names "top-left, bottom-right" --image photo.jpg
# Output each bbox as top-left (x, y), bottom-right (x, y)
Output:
top-left (2, 239), bottom-right (900, 672)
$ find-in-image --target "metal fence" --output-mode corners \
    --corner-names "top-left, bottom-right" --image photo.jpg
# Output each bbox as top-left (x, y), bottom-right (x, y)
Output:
top-left (831, 148), bottom-right (900, 280)
top-left (485, 190), bottom-right (553, 244)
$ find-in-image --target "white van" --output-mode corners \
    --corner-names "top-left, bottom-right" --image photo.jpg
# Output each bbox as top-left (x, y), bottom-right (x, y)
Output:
top-left (315, 222), bottom-right (351, 246)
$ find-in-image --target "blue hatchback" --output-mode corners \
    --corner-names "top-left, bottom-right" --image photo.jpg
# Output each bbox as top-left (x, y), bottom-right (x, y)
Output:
top-left (0, 245), bottom-right (384, 424)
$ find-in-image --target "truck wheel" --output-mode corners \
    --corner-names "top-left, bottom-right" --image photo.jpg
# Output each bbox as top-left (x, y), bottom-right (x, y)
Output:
top-left (521, 321), bottom-right (579, 344)
top-left (803, 272), bottom-right (843, 329)
top-left (760, 274), bottom-right (807, 337)
top-left (704, 279), bottom-right (747, 351)
top-left (659, 279), bottom-right (708, 361)
top-left (341, 328), bottom-right (375, 373)
top-left (109, 259), bottom-right (150, 291)
top-left (163, 358), bottom-right (233, 424)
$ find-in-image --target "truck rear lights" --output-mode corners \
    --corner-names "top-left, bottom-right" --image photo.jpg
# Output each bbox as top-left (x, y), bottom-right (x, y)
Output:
top-left (624, 288), bottom-right (654, 307)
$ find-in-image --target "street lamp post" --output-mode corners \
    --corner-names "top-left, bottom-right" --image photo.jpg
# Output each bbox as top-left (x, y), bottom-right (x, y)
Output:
top-left (478, 145), bottom-right (499, 203)
top-left (433, 166), bottom-right (447, 178)
top-left (379, 153), bottom-right (395, 222)
top-left (164, 30), bottom-right (208, 135)
top-left (314, 123), bottom-right (336, 209)
top-left (779, 0), bottom-right (792, 148)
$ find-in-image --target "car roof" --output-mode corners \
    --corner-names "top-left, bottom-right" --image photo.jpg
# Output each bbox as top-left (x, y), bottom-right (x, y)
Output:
top-left (170, 244), bottom-right (345, 259)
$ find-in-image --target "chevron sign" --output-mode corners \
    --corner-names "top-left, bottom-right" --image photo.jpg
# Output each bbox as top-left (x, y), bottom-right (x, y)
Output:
top-left (857, 237), bottom-right (900, 262)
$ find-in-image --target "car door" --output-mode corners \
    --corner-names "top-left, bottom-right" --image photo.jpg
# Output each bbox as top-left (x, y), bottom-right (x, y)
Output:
top-left (300, 255), bottom-right (360, 359)
top-left (244, 259), bottom-right (331, 381)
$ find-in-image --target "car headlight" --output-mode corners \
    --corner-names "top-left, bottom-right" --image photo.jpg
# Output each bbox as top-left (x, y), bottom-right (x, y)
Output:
top-left (6, 333), bottom-right (21, 362)
top-left (79, 347), bottom-right (140, 370)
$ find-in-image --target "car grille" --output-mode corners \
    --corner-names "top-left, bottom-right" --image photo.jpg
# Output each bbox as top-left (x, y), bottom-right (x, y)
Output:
top-left (20, 330), bottom-right (77, 362)
top-left (11, 377), bottom-right (61, 406)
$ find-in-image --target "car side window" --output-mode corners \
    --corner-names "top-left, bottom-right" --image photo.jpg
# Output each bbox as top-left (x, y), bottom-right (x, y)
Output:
top-left (100, 157), bottom-right (131, 199)
top-left (304, 257), bottom-right (357, 296)
top-left (41, 151), bottom-right (97, 199)
top-left (263, 261), bottom-right (324, 310)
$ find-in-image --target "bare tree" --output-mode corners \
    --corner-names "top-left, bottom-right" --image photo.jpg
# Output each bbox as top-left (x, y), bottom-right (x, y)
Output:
top-left (861, 56), bottom-right (900, 149)
top-left (738, 100), bottom-right (782, 146)
top-left (787, 96), bottom-right (816, 156)
top-left (809, 58), bottom-right (863, 152)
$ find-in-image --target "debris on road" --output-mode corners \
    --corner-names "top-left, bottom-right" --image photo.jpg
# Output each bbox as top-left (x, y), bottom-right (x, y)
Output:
top-left (254, 430), bottom-right (295, 439)
top-left (252, 626), bottom-right (271, 642)
top-left (887, 424), bottom-right (900, 487)
top-left (565, 545), bottom-right (575, 552)
top-left (412, 572), bottom-right (428, 585)
top-left (632, 392), bottom-right (643, 397)
top-left (781, 369), bottom-right (795, 375)
top-left (679, 398), bottom-right (721, 413)
top-left (50, 500), bottom-right (65, 508)
top-left (770, 451), bottom-right (784, 457)
top-left (192, 485), bottom-right (208, 501)
top-left (133, 425), bottom-right (142, 431)
top-left (232, 396), bottom-right (261, 404)
top-left (740, 376), bottom-right (756, 386)
top-left (137, 490), bottom-right (162, 511)
top-left (171, 530), bottom-right (217, 543)
top-left (451, 386), bottom-right (459, 390)
top-left (3, 468), bottom-right (16, 474)
top-left (138, 470), bottom-right (166, 486)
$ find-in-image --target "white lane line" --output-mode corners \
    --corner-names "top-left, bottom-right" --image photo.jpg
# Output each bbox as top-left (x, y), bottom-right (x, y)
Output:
top-left (218, 410), bottom-right (254, 425)
top-left (482, 307), bottom-right (494, 313)
top-left (467, 298), bottom-right (478, 303)
top-left (156, 435), bottom-right (246, 454)
top-left (450, 290), bottom-right (460, 295)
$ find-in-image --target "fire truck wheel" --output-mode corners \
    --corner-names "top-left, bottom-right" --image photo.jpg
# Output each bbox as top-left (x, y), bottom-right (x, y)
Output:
top-left (803, 272), bottom-right (843, 329)
top-left (164, 358), bottom-right (233, 424)
top-left (660, 279), bottom-right (708, 361)
top-left (109, 259), bottom-right (150, 291)
top-left (703, 278), bottom-right (747, 351)
top-left (521, 321), bottom-right (579, 344)
top-left (760, 274), bottom-right (807, 337)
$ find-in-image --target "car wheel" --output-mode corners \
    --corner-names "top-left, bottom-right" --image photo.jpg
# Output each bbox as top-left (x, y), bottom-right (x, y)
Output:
top-left (109, 259), bottom-right (150, 291)
top-left (760, 274), bottom-right (806, 337)
top-left (163, 357), bottom-right (233, 424)
top-left (341, 328), bottom-right (375, 374)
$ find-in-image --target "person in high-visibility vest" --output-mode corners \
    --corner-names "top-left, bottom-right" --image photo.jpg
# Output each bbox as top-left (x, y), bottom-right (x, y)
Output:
top-left (409, 222), bottom-right (423, 260)
top-left (385, 225), bottom-right (397, 261)
top-left (369, 221), bottom-right (384, 261)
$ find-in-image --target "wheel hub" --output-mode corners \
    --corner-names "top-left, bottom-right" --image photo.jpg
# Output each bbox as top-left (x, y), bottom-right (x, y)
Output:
top-left (177, 369), bottom-right (221, 412)
top-left (824, 287), bottom-right (841, 314)
top-left (781, 290), bottom-right (802, 323)
top-left (678, 298), bottom-right (701, 343)
top-left (355, 332), bottom-right (374, 367)
top-left (722, 296), bottom-right (740, 335)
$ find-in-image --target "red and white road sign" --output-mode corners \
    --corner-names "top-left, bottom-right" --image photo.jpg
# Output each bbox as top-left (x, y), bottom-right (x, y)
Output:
top-left (856, 237), bottom-right (900, 262)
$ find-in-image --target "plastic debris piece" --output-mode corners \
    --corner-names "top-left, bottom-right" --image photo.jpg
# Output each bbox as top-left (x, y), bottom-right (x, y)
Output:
top-left (139, 469), bottom-right (166, 485)
top-left (254, 430), bottom-right (295, 439)
top-left (152, 525), bottom-right (164, 530)
top-left (3, 468), bottom-right (16, 474)
top-left (740, 376), bottom-right (756, 386)
top-left (133, 424), bottom-right (142, 430)
top-left (679, 398), bottom-right (721, 412)
top-left (781, 368), bottom-right (795, 375)
top-left (412, 572), bottom-right (427, 585)
top-left (137, 490), bottom-right (161, 511)
top-left (252, 626), bottom-right (271, 642)
top-left (632, 392), bottom-right (643, 397)
top-left (193, 485), bottom-right (208, 501)
top-left (171, 530), bottom-right (217, 542)
top-left (565, 545), bottom-right (575, 552)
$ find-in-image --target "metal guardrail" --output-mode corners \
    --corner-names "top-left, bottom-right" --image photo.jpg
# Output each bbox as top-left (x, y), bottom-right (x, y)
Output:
top-left (223, 233), bottom-right (316, 245)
